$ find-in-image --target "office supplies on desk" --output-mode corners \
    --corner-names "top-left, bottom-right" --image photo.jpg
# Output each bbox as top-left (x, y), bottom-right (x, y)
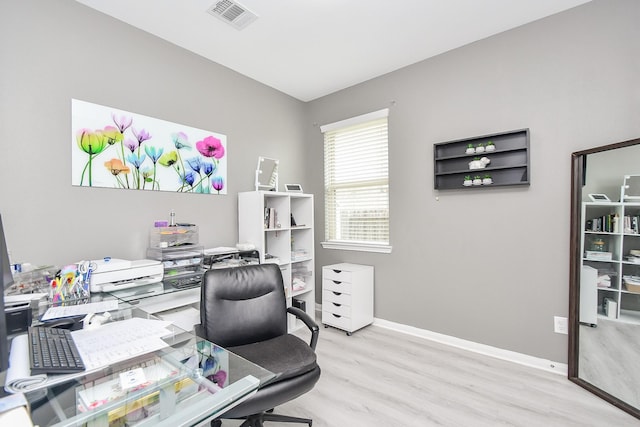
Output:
top-left (4, 293), bottom-right (48, 305)
top-left (41, 300), bottom-right (118, 321)
top-left (5, 335), bottom-right (47, 393)
top-left (5, 318), bottom-right (174, 394)
top-left (28, 326), bottom-right (85, 374)
top-left (88, 258), bottom-right (163, 292)
top-left (70, 317), bottom-right (172, 370)
top-left (50, 263), bottom-right (90, 303)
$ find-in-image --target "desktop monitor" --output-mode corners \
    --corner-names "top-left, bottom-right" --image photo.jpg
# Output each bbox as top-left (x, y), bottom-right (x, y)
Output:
top-left (0, 214), bottom-right (13, 372)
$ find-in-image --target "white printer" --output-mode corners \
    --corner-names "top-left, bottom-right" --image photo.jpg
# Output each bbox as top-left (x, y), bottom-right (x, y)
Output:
top-left (88, 258), bottom-right (163, 292)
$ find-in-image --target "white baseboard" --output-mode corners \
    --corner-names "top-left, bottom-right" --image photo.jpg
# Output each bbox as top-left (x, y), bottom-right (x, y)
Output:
top-left (314, 303), bottom-right (567, 375)
top-left (372, 317), bottom-right (568, 375)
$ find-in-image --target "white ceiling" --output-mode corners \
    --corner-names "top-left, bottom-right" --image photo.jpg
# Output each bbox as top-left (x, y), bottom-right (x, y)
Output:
top-left (74, 0), bottom-right (591, 102)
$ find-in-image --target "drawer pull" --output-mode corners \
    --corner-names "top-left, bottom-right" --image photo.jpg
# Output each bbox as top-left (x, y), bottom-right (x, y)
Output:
top-left (332, 314), bottom-right (341, 318)
top-left (332, 303), bottom-right (341, 307)
top-left (332, 291), bottom-right (342, 296)
top-left (333, 269), bottom-right (342, 273)
top-left (332, 280), bottom-right (342, 284)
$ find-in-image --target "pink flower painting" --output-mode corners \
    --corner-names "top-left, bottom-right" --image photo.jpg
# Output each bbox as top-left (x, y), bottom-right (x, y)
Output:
top-left (72, 99), bottom-right (227, 194)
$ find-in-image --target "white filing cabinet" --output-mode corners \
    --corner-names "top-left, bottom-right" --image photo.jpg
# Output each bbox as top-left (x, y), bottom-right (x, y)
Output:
top-left (580, 265), bottom-right (598, 326)
top-left (322, 263), bottom-right (374, 335)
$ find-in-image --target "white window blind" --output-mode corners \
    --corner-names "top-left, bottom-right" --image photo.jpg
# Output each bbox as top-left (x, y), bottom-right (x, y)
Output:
top-left (321, 109), bottom-right (390, 251)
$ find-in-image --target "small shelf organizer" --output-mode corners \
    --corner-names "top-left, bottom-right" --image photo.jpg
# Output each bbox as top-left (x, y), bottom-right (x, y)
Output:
top-left (433, 128), bottom-right (530, 190)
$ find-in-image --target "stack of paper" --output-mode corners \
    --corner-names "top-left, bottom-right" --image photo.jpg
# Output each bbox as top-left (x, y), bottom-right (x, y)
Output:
top-left (597, 274), bottom-right (611, 288)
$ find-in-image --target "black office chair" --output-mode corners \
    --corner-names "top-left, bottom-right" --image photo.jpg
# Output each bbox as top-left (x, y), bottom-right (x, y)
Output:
top-left (196, 263), bottom-right (320, 427)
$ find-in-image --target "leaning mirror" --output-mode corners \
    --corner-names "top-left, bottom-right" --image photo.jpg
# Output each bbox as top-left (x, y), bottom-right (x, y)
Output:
top-left (569, 137), bottom-right (640, 419)
top-left (255, 157), bottom-right (279, 191)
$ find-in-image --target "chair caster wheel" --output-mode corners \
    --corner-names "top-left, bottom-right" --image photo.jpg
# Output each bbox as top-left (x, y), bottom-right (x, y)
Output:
top-left (324, 324), bottom-right (328, 328)
top-left (347, 331), bottom-right (352, 336)
top-left (211, 419), bottom-right (222, 427)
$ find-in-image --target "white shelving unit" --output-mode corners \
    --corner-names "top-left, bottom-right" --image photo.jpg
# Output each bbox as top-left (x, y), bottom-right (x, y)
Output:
top-left (238, 191), bottom-right (315, 332)
top-left (581, 202), bottom-right (640, 325)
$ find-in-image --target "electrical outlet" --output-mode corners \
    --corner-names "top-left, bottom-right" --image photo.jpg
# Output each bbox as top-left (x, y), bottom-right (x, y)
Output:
top-left (554, 316), bottom-right (568, 334)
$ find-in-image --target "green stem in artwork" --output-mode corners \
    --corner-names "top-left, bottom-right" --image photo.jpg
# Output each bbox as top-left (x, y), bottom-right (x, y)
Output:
top-left (88, 150), bottom-right (93, 187)
top-left (80, 160), bottom-right (89, 186)
top-left (193, 173), bottom-right (210, 193)
top-left (119, 140), bottom-right (130, 189)
top-left (115, 174), bottom-right (126, 189)
top-left (153, 164), bottom-right (158, 190)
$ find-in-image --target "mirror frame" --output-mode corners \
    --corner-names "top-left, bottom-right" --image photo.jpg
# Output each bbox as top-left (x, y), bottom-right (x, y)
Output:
top-left (254, 156), bottom-right (279, 191)
top-left (569, 136), bottom-right (640, 420)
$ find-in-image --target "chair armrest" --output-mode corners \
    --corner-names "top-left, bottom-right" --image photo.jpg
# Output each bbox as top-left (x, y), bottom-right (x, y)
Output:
top-left (287, 306), bottom-right (319, 350)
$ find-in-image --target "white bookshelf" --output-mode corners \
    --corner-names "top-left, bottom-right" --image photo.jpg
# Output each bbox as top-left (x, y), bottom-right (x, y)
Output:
top-left (238, 191), bottom-right (315, 332)
top-left (580, 201), bottom-right (640, 325)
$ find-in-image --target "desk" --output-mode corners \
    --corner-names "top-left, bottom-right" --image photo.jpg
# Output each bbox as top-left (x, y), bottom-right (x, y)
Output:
top-left (10, 298), bottom-right (275, 426)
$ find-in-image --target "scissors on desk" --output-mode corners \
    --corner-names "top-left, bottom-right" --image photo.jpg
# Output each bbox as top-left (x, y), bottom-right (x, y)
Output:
top-left (77, 260), bottom-right (97, 288)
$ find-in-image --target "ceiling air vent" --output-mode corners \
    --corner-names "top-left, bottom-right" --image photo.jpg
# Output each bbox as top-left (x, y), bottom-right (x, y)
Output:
top-left (207, 0), bottom-right (258, 30)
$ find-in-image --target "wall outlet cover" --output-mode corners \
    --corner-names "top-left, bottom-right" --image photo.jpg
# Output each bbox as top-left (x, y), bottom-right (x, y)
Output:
top-left (554, 316), bottom-right (568, 334)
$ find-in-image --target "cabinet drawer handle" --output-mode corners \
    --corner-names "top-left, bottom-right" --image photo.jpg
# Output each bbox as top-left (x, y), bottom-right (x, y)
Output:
top-left (333, 269), bottom-right (342, 273)
top-left (332, 303), bottom-right (341, 307)
top-left (332, 280), bottom-right (342, 284)
top-left (332, 291), bottom-right (342, 296)
top-left (332, 314), bottom-right (341, 318)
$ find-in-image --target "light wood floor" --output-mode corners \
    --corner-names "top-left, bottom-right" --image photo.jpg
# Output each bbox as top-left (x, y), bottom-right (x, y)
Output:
top-left (224, 320), bottom-right (639, 427)
top-left (579, 319), bottom-right (640, 409)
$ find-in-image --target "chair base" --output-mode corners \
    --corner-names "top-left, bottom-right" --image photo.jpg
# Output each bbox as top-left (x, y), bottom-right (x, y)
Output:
top-left (212, 412), bottom-right (312, 427)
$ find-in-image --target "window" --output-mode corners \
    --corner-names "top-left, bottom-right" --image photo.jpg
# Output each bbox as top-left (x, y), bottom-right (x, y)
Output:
top-left (320, 109), bottom-right (391, 253)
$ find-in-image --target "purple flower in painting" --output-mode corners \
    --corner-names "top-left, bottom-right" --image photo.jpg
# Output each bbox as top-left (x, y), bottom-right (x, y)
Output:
top-left (111, 113), bottom-right (133, 133)
top-left (127, 153), bottom-right (146, 169)
top-left (212, 176), bottom-right (224, 192)
top-left (184, 172), bottom-right (196, 186)
top-left (132, 127), bottom-right (151, 144)
top-left (202, 162), bottom-right (216, 176)
top-left (124, 139), bottom-right (138, 153)
top-left (209, 370), bottom-right (227, 387)
top-left (172, 132), bottom-right (191, 150)
top-left (144, 146), bottom-right (164, 164)
top-left (196, 136), bottom-right (225, 159)
top-left (186, 157), bottom-right (202, 173)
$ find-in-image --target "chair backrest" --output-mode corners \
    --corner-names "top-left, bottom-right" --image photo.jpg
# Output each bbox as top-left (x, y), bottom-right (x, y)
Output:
top-left (200, 263), bottom-right (288, 347)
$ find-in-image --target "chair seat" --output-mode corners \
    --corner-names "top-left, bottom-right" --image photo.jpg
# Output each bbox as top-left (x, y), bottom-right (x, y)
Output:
top-left (230, 334), bottom-right (318, 383)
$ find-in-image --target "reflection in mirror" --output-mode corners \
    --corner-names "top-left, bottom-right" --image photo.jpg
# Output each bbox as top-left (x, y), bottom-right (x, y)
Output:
top-left (570, 138), bottom-right (640, 420)
top-left (255, 156), bottom-right (279, 191)
top-left (622, 175), bottom-right (640, 202)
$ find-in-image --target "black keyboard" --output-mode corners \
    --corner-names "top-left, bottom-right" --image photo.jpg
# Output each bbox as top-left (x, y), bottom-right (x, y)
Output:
top-left (28, 326), bottom-right (86, 374)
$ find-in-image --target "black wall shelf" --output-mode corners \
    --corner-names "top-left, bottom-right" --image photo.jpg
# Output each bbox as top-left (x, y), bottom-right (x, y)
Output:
top-left (433, 128), bottom-right (530, 190)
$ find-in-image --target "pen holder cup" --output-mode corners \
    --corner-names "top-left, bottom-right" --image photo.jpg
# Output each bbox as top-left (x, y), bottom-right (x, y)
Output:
top-left (50, 264), bottom-right (91, 303)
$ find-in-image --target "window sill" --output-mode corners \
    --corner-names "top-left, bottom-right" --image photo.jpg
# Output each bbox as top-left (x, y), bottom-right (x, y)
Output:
top-left (321, 241), bottom-right (392, 253)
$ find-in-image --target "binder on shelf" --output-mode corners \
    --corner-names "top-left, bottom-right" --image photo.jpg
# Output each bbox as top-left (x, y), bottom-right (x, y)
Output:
top-left (264, 208), bottom-right (277, 229)
top-left (603, 298), bottom-right (617, 319)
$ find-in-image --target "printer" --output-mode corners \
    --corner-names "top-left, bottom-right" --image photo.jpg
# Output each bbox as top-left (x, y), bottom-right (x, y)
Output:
top-left (88, 258), bottom-right (163, 292)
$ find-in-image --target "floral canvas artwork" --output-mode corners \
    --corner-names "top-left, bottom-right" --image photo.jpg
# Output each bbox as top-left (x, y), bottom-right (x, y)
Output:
top-left (71, 99), bottom-right (227, 194)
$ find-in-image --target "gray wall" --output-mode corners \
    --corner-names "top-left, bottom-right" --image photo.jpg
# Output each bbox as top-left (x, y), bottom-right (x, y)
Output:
top-left (0, 0), bottom-right (307, 265)
top-left (305, 0), bottom-right (640, 363)
top-left (2, 0), bottom-right (639, 365)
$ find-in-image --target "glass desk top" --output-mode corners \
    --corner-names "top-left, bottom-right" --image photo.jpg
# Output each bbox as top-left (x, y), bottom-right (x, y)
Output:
top-left (9, 298), bottom-right (274, 426)
top-left (105, 280), bottom-right (198, 304)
